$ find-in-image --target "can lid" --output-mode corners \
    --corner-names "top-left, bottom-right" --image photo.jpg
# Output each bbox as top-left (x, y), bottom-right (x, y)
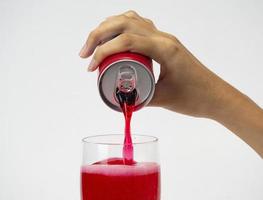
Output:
top-left (98, 53), bottom-right (155, 112)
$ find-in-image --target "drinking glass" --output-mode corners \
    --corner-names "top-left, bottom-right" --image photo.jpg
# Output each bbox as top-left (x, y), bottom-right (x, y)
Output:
top-left (81, 134), bottom-right (160, 200)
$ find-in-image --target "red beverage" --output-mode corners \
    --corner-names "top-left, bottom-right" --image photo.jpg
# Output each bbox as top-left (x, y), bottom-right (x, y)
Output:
top-left (81, 158), bottom-right (160, 200)
top-left (87, 53), bottom-right (159, 199)
top-left (97, 52), bottom-right (155, 164)
top-left (116, 88), bottom-right (137, 164)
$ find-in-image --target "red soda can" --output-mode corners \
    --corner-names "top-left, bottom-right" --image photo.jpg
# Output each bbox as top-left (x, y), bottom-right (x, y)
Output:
top-left (98, 52), bottom-right (155, 112)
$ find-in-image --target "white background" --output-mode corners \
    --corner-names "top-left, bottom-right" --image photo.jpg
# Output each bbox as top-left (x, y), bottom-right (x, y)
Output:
top-left (0, 0), bottom-right (263, 200)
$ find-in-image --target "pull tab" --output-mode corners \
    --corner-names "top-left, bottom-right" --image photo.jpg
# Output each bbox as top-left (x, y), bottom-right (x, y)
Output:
top-left (116, 65), bottom-right (137, 93)
top-left (115, 65), bottom-right (138, 107)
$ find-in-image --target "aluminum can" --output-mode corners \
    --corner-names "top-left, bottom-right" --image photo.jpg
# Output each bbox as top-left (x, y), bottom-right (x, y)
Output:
top-left (98, 52), bottom-right (155, 112)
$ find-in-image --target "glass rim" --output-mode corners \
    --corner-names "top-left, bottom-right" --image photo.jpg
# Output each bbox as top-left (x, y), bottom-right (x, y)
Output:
top-left (82, 134), bottom-right (158, 146)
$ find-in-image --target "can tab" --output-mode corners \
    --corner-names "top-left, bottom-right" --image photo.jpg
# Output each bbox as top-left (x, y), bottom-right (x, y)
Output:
top-left (116, 65), bottom-right (137, 93)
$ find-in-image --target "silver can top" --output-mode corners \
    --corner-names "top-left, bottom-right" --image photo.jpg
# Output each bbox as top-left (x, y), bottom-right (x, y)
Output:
top-left (98, 59), bottom-right (155, 112)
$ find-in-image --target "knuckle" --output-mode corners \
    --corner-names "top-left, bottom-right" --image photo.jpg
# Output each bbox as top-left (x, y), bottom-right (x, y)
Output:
top-left (89, 30), bottom-right (98, 41)
top-left (117, 15), bottom-right (130, 28)
top-left (165, 38), bottom-right (179, 54)
top-left (153, 34), bottom-right (179, 57)
top-left (126, 10), bottom-right (138, 16)
top-left (95, 46), bottom-right (105, 59)
top-left (119, 14), bottom-right (128, 23)
top-left (146, 18), bottom-right (154, 25)
top-left (119, 33), bottom-right (134, 48)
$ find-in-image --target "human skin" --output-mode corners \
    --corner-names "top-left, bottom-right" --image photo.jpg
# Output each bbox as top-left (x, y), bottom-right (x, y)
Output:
top-left (79, 10), bottom-right (263, 158)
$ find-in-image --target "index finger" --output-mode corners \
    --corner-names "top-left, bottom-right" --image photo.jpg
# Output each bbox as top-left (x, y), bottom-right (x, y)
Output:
top-left (79, 15), bottom-right (131, 58)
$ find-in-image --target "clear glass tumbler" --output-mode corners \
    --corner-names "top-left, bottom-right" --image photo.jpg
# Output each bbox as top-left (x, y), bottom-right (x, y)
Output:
top-left (81, 134), bottom-right (160, 200)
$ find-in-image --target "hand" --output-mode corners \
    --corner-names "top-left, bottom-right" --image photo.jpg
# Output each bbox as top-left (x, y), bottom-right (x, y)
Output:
top-left (79, 10), bottom-right (263, 157)
top-left (79, 10), bottom-right (220, 118)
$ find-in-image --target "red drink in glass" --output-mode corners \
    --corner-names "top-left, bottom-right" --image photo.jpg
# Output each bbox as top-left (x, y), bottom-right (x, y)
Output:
top-left (81, 158), bottom-right (160, 200)
top-left (82, 53), bottom-right (159, 199)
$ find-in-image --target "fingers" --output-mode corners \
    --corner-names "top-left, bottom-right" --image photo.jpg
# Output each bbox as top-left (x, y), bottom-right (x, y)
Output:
top-left (79, 15), bottom-right (130, 58)
top-left (79, 10), bottom-right (160, 72)
top-left (87, 33), bottom-right (154, 71)
top-left (106, 10), bottom-right (141, 21)
top-left (123, 10), bottom-right (142, 19)
top-left (143, 17), bottom-right (156, 27)
top-left (79, 11), bottom-right (154, 59)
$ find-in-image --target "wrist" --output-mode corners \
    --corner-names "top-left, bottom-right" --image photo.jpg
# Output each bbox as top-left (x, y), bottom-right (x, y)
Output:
top-left (210, 84), bottom-right (263, 157)
top-left (208, 79), bottom-right (263, 134)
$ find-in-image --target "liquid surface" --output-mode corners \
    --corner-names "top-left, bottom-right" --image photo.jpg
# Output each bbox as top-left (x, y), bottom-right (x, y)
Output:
top-left (81, 158), bottom-right (160, 200)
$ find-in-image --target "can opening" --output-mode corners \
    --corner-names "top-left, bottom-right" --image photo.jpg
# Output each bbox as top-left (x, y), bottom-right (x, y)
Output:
top-left (116, 65), bottom-right (137, 93)
top-left (115, 65), bottom-right (138, 106)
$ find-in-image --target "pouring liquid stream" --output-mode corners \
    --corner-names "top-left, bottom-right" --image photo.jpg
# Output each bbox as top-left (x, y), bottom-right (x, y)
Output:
top-left (116, 88), bottom-right (137, 165)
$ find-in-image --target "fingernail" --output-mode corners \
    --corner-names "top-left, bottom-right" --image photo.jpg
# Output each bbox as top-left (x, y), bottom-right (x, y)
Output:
top-left (79, 44), bottom-right (89, 57)
top-left (87, 58), bottom-right (97, 72)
